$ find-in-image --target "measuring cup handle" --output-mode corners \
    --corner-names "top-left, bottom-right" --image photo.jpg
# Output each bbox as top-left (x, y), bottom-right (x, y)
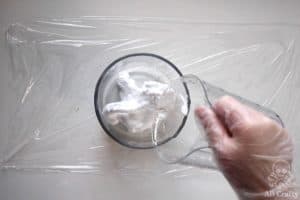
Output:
top-left (182, 74), bottom-right (284, 127)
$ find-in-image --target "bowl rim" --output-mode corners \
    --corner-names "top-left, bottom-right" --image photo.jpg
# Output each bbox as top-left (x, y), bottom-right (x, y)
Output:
top-left (94, 53), bottom-right (191, 149)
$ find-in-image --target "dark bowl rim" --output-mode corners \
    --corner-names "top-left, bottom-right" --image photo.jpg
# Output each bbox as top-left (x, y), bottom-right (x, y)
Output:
top-left (94, 53), bottom-right (191, 149)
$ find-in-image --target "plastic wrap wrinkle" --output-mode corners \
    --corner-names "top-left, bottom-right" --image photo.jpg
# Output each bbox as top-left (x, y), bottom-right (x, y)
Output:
top-left (0, 17), bottom-right (299, 184)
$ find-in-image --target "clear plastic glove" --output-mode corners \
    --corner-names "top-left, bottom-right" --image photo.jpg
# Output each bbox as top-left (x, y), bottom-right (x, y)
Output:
top-left (195, 96), bottom-right (299, 200)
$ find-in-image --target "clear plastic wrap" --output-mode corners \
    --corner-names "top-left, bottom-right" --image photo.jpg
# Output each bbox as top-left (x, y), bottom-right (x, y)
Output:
top-left (1, 17), bottom-right (300, 197)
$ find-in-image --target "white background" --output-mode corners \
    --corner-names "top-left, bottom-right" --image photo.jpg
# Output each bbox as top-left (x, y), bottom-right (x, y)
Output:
top-left (0, 1), bottom-right (300, 199)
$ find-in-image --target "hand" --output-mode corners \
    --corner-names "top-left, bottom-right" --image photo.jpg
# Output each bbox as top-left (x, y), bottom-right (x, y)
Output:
top-left (195, 96), bottom-right (298, 200)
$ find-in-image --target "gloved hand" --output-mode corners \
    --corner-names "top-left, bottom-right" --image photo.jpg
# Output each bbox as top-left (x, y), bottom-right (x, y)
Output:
top-left (195, 96), bottom-right (299, 200)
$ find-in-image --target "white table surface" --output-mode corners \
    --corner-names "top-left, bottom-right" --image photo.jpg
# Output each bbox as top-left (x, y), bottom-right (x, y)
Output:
top-left (0, 1), bottom-right (299, 200)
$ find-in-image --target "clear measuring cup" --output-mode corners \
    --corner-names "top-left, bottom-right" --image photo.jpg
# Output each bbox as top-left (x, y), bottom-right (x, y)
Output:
top-left (94, 53), bottom-right (284, 169)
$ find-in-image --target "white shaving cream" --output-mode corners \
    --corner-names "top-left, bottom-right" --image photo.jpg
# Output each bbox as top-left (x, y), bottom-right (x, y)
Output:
top-left (103, 71), bottom-right (187, 134)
